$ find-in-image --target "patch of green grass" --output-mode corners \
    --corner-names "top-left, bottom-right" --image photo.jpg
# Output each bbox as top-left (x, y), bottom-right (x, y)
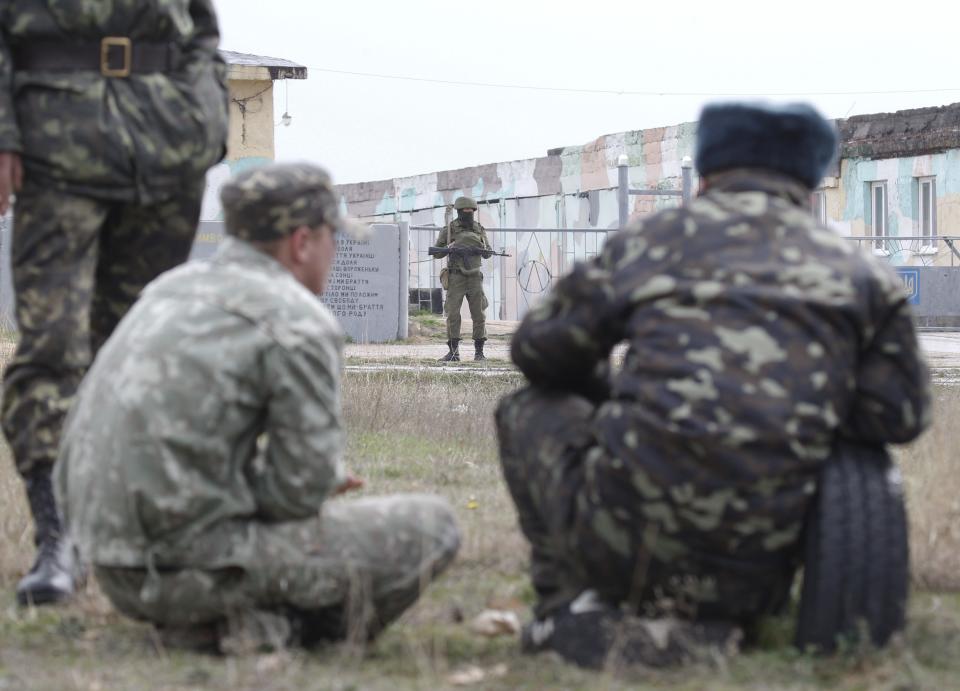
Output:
top-left (410, 309), bottom-right (444, 327)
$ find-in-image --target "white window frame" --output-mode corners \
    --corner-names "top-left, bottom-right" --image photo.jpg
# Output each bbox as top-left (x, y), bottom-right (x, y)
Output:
top-left (917, 176), bottom-right (937, 252)
top-left (870, 181), bottom-right (887, 254)
top-left (811, 190), bottom-right (827, 225)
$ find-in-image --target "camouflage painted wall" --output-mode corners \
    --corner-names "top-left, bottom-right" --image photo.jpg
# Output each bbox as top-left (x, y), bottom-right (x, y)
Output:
top-left (336, 120), bottom-right (699, 230)
top-left (336, 120), bottom-right (700, 322)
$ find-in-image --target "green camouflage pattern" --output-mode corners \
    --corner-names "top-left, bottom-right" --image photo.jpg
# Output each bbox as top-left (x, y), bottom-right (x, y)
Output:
top-left (94, 494), bottom-right (459, 643)
top-left (0, 0), bottom-right (227, 479)
top-left (0, 0), bottom-right (228, 203)
top-left (1, 183), bottom-right (203, 476)
top-left (435, 218), bottom-right (491, 338)
top-left (499, 170), bottom-right (931, 619)
top-left (54, 238), bottom-right (459, 637)
top-left (55, 238), bottom-right (347, 567)
top-left (221, 163), bottom-right (362, 243)
top-left (445, 271), bottom-right (488, 340)
top-left (496, 388), bottom-right (796, 620)
top-left (453, 196), bottom-right (477, 210)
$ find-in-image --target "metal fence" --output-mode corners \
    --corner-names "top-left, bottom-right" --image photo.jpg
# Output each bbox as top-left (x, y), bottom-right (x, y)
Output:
top-left (408, 160), bottom-right (695, 321)
top-left (842, 235), bottom-right (960, 267)
top-left (408, 224), bottom-right (612, 321)
top-left (409, 226), bottom-right (960, 322)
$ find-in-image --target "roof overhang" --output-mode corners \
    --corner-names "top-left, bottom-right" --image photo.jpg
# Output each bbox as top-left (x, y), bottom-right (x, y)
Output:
top-left (220, 50), bottom-right (308, 81)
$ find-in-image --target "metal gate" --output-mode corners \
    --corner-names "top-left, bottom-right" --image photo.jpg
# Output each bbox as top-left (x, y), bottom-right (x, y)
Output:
top-left (408, 224), bottom-right (611, 322)
top-left (408, 159), bottom-right (694, 322)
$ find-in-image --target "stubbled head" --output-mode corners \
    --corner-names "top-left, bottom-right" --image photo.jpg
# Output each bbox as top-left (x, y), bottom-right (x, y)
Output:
top-left (694, 102), bottom-right (839, 189)
top-left (220, 162), bottom-right (368, 295)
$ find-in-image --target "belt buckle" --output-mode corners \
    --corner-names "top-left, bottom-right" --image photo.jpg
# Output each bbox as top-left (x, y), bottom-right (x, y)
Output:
top-left (100, 36), bottom-right (132, 78)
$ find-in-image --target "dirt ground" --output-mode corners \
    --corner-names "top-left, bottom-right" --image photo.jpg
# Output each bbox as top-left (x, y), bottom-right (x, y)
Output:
top-left (349, 321), bottom-right (960, 373)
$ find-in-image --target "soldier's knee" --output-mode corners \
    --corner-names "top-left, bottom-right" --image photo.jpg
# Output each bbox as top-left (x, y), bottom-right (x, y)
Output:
top-left (413, 496), bottom-right (461, 575)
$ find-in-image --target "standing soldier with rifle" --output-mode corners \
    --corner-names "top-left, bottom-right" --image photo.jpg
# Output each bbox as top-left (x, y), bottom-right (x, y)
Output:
top-left (431, 196), bottom-right (494, 361)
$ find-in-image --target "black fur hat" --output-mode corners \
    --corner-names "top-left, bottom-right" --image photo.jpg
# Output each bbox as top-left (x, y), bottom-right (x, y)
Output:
top-left (694, 102), bottom-right (839, 189)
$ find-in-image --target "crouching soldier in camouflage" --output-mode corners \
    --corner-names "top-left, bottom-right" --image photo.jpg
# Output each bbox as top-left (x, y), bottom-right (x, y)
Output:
top-left (54, 163), bottom-right (461, 652)
top-left (496, 103), bottom-right (930, 668)
top-left (434, 196), bottom-right (493, 361)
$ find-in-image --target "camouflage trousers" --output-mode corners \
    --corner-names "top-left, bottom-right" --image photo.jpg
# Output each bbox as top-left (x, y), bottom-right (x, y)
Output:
top-left (495, 387), bottom-right (795, 623)
top-left (445, 271), bottom-right (487, 340)
top-left (95, 494), bottom-right (460, 646)
top-left (1, 183), bottom-right (203, 477)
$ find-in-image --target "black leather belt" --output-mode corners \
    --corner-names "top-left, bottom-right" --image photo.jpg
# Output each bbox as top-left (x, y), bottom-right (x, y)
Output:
top-left (12, 37), bottom-right (181, 77)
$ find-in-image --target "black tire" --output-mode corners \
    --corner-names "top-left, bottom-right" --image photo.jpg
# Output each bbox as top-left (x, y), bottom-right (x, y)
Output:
top-left (794, 442), bottom-right (909, 653)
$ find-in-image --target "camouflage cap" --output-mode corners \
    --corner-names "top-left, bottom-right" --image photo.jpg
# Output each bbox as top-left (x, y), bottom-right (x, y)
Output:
top-left (454, 196), bottom-right (478, 210)
top-left (220, 162), bottom-right (367, 242)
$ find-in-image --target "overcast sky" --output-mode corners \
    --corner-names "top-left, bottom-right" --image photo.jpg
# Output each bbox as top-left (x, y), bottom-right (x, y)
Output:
top-left (216, 0), bottom-right (960, 185)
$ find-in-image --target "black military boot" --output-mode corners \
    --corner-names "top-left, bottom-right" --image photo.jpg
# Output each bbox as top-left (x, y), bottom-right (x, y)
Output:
top-left (521, 590), bottom-right (741, 669)
top-left (474, 338), bottom-right (487, 361)
top-left (16, 469), bottom-right (84, 607)
top-left (440, 339), bottom-right (461, 362)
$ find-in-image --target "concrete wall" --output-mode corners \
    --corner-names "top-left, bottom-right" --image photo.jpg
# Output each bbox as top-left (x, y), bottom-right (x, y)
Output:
top-left (896, 267), bottom-right (960, 327)
top-left (337, 102), bottom-right (960, 276)
top-left (227, 77), bottom-right (275, 162)
top-left (336, 122), bottom-right (699, 228)
top-left (200, 71), bottom-right (276, 226)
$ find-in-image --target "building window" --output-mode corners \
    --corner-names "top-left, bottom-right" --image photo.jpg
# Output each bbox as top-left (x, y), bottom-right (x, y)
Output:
top-left (918, 177), bottom-right (936, 249)
top-left (870, 182), bottom-right (886, 251)
top-left (811, 191), bottom-right (827, 225)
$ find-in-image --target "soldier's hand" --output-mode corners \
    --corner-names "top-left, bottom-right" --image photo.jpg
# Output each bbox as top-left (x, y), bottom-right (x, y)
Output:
top-left (333, 474), bottom-right (365, 496)
top-left (0, 152), bottom-right (23, 216)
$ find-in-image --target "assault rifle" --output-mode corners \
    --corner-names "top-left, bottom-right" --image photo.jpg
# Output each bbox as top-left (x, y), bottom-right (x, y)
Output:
top-left (428, 246), bottom-right (511, 259)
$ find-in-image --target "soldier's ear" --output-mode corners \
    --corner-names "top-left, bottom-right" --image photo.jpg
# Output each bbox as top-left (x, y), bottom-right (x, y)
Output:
top-left (289, 225), bottom-right (313, 263)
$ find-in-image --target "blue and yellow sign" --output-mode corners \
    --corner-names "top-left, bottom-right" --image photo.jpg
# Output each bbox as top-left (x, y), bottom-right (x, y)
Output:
top-left (895, 269), bottom-right (921, 305)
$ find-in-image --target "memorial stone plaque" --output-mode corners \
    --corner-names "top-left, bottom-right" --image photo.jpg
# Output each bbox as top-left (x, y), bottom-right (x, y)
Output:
top-left (321, 224), bottom-right (407, 343)
top-left (187, 222), bottom-right (407, 342)
top-left (0, 219), bottom-right (408, 342)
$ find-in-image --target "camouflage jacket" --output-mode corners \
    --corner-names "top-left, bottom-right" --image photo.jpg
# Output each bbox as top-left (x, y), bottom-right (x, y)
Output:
top-left (512, 170), bottom-right (931, 560)
top-left (435, 218), bottom-right (491, 275)
top-left (0, 0), bottom-right (228, 203)
top-left (55, 238), bottom-right (347, 569)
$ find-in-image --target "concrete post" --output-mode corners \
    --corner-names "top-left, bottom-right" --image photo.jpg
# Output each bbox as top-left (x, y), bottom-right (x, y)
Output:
top-left (681, 156), bottom-right (694, 205)
top-left (398, 221), bottom-right (410, 340)
top-left (0, 214), bottom-right (13, 331)
top-left (617, 153), bottom-right (629, 228)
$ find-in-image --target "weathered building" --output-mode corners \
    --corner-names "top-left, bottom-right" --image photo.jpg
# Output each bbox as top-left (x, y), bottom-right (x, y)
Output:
top-left (824, 104), bottom-right (960, 266)
top-left (336, 102), bottom-right (960, 270)
top-left (196, 51), bottom-right (307, 245)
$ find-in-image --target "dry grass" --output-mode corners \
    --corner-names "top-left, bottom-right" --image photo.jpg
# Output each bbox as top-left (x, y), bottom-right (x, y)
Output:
top-left (897, 386), bottom-right (960, 590)
top-left (0, 366), bottom-right (959, 690)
